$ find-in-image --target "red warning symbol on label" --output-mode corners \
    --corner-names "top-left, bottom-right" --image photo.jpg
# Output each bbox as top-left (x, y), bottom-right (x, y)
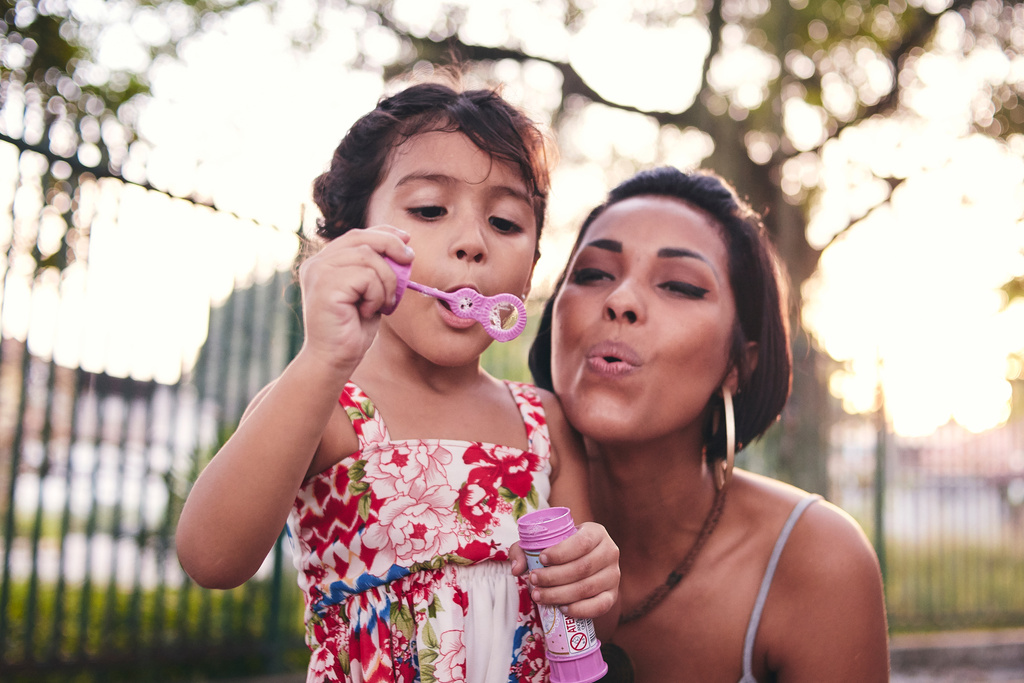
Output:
top-left (569, 632), bottom-right (589, 651)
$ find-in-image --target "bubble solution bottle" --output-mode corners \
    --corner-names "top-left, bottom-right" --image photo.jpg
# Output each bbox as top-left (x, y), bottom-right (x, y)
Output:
top-left (518, 507), bottom-right (609, 683)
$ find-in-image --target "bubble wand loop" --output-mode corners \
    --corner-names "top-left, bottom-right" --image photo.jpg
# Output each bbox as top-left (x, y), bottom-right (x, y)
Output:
top-left (381, 257), bottom-right (527, 343)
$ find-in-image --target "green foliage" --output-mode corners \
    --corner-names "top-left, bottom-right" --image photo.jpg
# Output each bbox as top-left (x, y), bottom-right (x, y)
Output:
top-left (1, 575), bottom-right (307, 681)
top-left (480, 308), bottom-right (539, 383)
top-left (886, 542), bottom-right (1024, 632)
top-left (1003, 275), bottom-right (1024, 304)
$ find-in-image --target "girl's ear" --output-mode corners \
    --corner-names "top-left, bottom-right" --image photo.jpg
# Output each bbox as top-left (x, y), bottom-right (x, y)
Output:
top-left (523, 263), bottom-right (536, 300)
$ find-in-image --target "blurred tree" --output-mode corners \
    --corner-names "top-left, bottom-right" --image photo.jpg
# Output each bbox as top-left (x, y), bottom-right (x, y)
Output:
top-left (0, 0), bottom-right (263, 274)
top-left (296, 0), bottom-right (1019, 492)
top-left (5, 0), bottom-right (1023, 490)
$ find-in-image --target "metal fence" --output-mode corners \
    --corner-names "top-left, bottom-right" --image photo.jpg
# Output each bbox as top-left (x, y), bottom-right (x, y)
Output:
top-left (828, 416), bottom-right (1024, 631)
top-left (0, 137), bottom-right (307, 681)
top-left (1, 136), bottom-right (1023, 681)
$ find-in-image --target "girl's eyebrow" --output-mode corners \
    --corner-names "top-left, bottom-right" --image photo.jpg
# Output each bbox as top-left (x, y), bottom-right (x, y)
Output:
top-left (395, 172), bottom-right (532, 206)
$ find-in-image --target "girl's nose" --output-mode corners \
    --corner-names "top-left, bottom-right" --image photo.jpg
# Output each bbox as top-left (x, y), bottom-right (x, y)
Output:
top-left (456, 247), bottom-right (484, 263)
top-left (451, 222), bottom-right (487, 264)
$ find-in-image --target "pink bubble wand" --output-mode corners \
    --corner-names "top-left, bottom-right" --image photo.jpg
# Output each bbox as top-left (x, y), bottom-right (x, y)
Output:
top-left (381, 257), bottom-right (527, 343)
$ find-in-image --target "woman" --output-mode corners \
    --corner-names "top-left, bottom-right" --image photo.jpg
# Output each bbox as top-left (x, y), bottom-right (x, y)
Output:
top-left (528, 167), bottom-right (890, 682)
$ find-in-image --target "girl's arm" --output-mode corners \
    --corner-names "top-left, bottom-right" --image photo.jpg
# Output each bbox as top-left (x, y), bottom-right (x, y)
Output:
top-left (511, 389), bottom-right (620, 627)
top-left (175, 227), bottom-right (412, 589)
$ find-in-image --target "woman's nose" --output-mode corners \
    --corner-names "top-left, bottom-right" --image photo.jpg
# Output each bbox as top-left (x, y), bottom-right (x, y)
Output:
top-left (603, 282), bottom-right (643, 324)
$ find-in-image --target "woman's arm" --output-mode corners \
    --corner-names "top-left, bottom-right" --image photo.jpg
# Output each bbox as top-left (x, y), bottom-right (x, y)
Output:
top-left (767, 500), bottom-right (890, 682)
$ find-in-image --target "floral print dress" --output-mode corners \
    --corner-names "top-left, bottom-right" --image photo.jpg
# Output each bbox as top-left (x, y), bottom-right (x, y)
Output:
top-left (288, 381), bottom-right (553, 683)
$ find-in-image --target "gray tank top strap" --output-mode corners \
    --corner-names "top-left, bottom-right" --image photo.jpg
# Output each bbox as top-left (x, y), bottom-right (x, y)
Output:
top-left (738, 494), bottom-right (822, 683)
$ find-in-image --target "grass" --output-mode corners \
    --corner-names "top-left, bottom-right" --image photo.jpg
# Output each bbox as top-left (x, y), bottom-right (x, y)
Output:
top-left (885, 542), bottom-right (1024, 633)
top-left (0, 574), bottom-right (309, 682)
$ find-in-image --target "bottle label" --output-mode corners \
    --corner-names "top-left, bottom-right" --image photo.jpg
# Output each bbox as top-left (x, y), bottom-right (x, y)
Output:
top-left (524, 549), bottom-right (600, 657)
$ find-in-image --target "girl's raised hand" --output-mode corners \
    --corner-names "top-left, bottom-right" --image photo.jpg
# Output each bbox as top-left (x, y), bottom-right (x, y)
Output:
top-left (297, 226), bottom-right (413, 372)
top-left (510, 521), bottom-right (620, 622)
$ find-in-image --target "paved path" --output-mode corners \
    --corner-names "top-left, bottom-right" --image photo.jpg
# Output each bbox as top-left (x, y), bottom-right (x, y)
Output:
top-left (890, 628), bottom-right (1024, 682)
top-left (219, 628), bottom-right (1024, 682)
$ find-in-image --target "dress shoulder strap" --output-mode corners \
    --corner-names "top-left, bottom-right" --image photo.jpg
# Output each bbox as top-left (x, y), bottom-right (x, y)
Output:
top-left (738, 494), bottom-right (822, 683)
top-left (503, 381), bottom-right (551, 462)
top-left (339, 382), bottom-right (391, 448)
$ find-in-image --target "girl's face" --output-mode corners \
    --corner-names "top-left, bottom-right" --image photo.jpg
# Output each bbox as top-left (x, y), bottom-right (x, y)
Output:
top-left (366, 130), bottom-right (538, 364)
top-left (550, 195), bottom-right (738, 446)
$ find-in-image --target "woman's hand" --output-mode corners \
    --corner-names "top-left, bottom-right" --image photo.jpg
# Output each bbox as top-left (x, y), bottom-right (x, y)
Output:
top-left (511, 521), bottom-right (620, 621)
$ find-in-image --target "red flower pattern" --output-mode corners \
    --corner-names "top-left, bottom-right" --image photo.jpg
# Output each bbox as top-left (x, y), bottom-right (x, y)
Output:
top-left (287, 382), bottom-right (553, 683)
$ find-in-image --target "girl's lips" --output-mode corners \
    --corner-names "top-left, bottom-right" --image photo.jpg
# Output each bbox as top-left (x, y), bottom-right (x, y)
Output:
top-left (584, 342), bottom-right (642, 375)
top-left (437, 298), bottom-right (477, 329)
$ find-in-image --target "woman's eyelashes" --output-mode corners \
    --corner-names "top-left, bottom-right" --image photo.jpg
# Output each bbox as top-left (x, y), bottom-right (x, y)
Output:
top-left (570, 266), bottom-right (710, 300)
top-left (570, 267), bottom-right (612, 285)
top-left (660, 280), bottom-right (709, 299)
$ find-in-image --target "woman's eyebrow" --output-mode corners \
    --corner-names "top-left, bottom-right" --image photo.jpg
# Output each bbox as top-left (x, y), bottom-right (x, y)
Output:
top-left (658, 246), bottom-right (711, 264)
top-left (583, 238), bottom-right (622, 253)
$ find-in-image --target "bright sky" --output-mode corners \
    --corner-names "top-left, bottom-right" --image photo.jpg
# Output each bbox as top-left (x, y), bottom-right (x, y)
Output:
top-left (3, 0), bottom-right (1023, 435)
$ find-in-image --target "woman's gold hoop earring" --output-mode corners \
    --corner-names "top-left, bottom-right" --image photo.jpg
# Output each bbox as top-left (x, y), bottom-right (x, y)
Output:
top-left (714, 387), bottom-right (735, 491)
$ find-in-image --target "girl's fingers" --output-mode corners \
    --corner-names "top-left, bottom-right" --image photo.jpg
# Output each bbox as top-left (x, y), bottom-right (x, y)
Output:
top-left (529, 564), bottom-right (619, 608)
top-left (524, 521), bottom-right (619, 618)
top-left (508, 542), bottom-right (528, 576)
top-left (304, 227), bottom-right (415, 315)
top-left (555, 591), bottom-right (618, 622)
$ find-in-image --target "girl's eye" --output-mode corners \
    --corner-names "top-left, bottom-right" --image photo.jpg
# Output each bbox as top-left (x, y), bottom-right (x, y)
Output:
top-left (489, 216), bottom-right (523, 234)
top-left (661, 281), bottom-right (709, 299)
top-left (409, 206), bottom-right (446, 220)
top-left (570, 268), bottom-right (612, 285)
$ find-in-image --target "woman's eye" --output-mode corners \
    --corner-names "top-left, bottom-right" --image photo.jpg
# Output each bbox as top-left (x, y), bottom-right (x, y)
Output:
top-left (489, 216), bottom-right (523, 234)
top-left (661, 281), bottom-right (709, 299)
top-left (571, 268), bottom-right (612, 285)
top-left (409, 206), bottom-right (446, 220)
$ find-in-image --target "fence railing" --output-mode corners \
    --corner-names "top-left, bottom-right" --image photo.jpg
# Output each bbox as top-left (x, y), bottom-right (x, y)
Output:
top-left (2, 135), bottom-right (1023, 681)
top-left (0, 136), bottom-right (308, 681)
top-left (828, 417), bottom-right (1024, 631)
top-left (0, 282), bottom-right (308, 681)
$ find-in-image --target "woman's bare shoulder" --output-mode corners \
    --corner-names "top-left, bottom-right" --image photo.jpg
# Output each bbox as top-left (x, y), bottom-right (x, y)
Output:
top-left (731, 470), bottom-right (890, 681)
top-left (732, 469), bottom-right (878, 569)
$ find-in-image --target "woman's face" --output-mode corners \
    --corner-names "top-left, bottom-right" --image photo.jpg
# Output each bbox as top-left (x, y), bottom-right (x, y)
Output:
top-left (550, 195), bottom-right (738, 446)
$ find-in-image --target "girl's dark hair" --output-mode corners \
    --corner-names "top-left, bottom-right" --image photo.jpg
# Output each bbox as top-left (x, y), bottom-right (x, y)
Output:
top-left (312, 82), bottom-right (551, 250)
top-left (529, 166), bottom-right (792, 463)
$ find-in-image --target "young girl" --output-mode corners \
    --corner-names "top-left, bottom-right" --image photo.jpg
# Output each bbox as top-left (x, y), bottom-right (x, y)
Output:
top-left (175, 81), bottom-right (619, 683)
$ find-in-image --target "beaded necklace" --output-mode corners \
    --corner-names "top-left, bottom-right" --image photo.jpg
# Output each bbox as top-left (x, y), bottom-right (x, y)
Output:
top-left (619, 486), bottom-right (727, 624)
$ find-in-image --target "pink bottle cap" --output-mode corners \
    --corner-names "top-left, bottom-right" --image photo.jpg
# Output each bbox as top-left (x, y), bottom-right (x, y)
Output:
top-left (518, 507), bottom-right (577, 551)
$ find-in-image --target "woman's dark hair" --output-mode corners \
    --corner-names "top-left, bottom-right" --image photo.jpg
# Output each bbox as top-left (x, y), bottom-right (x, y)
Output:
top-left (529, 166), bottom-right (792, 463)
top-left (312, 82), bottom-right (551, 251)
